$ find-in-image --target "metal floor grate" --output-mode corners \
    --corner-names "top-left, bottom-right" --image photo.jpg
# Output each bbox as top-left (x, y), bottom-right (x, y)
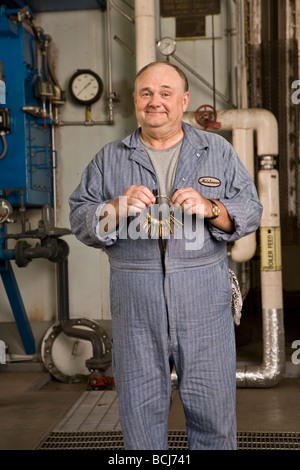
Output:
top-left (37, 431), bottom-right (187, 450)
top-left (37, 431), bottom-right (300, 450)
top-left (237, 431), bottom-right (300, 450)
top-left (38, 431), bottom-right (125, 450)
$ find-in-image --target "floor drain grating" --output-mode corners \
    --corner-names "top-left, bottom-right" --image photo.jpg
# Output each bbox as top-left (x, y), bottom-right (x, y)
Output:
top-left (237, 431), bottom-right (300, 450)
top-left (37, 431), bottom-right (300, 450)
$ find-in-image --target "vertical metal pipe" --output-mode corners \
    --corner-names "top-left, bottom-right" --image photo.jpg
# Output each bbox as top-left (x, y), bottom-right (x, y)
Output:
top-left (106, 0), bottom-right (114, 123)
top-left (57, 257), bottom-right (104, 360)
top-left (50, 103), bottom-right (57, 225)
top-left (235, 0), bottom-right (248, 108)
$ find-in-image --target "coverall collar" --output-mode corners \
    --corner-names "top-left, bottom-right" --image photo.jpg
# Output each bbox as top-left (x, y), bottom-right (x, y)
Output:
top-left (121, 122), bottom-right (210, 185)
top-left (121, 122), bottom-right (209, 150)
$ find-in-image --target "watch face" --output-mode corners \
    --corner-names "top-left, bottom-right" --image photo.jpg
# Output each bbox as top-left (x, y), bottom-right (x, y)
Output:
top-left (69, 70), bottom-right (103, 105)
top-left (212, 204), bottom-right (220, 217)
top-left (158, 37), bottom-right (176, 56)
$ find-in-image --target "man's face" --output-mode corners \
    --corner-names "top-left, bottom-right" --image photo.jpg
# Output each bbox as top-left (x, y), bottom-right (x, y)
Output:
top-left (133, 64), bottom-right (190, 137)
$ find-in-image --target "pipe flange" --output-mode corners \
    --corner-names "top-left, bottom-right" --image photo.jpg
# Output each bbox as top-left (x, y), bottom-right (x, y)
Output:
top-left (15, 240), bottom-right (32, 267)
top-left (259, 155), bottom-right (277, 169)
top-left (47, 238), bottom-right (69, 263)
top-left (41, 318), bottom-right (112, 383)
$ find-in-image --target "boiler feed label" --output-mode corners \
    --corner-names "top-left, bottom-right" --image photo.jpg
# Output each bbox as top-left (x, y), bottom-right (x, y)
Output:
top-left (260, 227), bottom-right (282, 271)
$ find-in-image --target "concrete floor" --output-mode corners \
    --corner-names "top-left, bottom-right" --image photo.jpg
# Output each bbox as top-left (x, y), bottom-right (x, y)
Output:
top-left (0, 366), bottom-right (300, 450)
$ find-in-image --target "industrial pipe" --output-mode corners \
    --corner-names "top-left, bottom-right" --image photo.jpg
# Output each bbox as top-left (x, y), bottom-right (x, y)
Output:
top-left (1, 202), bottom-right (111, 371)
top-left (231, 128), bottom-right (256, 262)
top-left (134, 0), bottom-right (156, 72)
top-left (57, 254), bottom-right (111, 370)
top-left (185, 108), bottom-right (278, 155)
top-left (236, 157), bottom-right (285, 387)
top-left (18, 236), bottom-right (110, 368)
top-left (184, 108), bottom-right (279, 263)
top-left (183, 109), bottom-right (284, 387)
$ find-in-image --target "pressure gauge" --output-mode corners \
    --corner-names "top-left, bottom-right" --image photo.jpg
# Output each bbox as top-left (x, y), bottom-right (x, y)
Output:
top-left (157, 37), bottom-right (176, 56)
top-left (69, 69), bottom-right (103, 105)
top-left (0, 199), bottom-right (13, 223)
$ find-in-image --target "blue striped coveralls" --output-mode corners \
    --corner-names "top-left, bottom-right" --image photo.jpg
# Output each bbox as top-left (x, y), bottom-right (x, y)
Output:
top-left (69, 122), bottom-right (263, 450)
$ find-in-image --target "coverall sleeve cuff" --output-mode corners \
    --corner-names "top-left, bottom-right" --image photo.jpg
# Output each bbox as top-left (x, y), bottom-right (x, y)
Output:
top-left (93, 203), bottom-right (125, 244)
top-left (208, 198), bottom-right (258, 242)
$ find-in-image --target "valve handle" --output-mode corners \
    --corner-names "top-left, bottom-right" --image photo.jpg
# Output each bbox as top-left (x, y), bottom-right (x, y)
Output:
top-left (195, 104), bottom-right (221, 129)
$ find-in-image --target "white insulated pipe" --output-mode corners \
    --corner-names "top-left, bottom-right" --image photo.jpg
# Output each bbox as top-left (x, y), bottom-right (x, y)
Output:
top-left (134, 0), bottom-right (156, 72)
top-left (236, 163), bottom-right (285, 387)
top-left (184, 108), bottom-right (278, 155)
top-left (216, 109), bottom-right (279, 156)
top-left (183, 109), bottom-right (285, 387)
top-left (259, 165), bottom-right (283, 312)
top-left (183, 108), bottom-right (279, 263)
top-left (231, 128), bottom-right (256, 262)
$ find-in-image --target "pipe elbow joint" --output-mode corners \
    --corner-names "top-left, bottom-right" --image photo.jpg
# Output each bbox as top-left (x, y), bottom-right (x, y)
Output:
top-left (236, 364), bottom-right (285, 388)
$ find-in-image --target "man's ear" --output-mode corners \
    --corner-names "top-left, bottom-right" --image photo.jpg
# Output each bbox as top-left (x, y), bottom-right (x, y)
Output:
top-left (183, 92), bottom-right (190, 111)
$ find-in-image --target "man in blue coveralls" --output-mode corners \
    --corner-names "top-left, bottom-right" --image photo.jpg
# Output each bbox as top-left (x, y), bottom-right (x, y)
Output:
top-left (69, 61), bottom-right (262, 450)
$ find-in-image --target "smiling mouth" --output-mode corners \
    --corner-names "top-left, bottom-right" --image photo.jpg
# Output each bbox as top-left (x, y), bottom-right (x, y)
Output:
top-left (146, 110), bottom-right (166, 115)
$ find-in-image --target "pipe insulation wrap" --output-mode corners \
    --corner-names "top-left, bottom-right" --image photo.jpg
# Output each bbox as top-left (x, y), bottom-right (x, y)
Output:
top-left (236, 308), bottom-right (285, 388)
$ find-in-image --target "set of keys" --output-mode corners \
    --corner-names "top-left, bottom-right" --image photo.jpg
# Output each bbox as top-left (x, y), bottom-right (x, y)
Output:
top-left (140, 193), bottom-right (183, 239)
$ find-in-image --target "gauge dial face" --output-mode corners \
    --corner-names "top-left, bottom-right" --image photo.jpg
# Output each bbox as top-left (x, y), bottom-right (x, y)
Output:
top-left (69, 70), bottom-right (103, 105)
top-left (157, 37), bottom-right (176, 56)
top-left (0, 199), bottom-right (12, 223)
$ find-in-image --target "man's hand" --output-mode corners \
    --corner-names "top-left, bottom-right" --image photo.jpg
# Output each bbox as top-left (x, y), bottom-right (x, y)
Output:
top-left (170, 188), bottom-right (234, 233)
top-left (99, 185), bottom-right (155, 235)
top-left (120, 185), bottom-right (156, 217)
top-left (170, 188), bottom-right (211, 216)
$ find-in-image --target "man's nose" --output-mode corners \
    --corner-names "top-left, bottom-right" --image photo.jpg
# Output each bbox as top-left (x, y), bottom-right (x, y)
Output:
top-left (148, 93), bottom-right (161, 106)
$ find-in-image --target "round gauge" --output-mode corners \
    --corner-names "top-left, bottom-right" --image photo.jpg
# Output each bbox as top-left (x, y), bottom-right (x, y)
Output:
top-left (157, 37), bottom-right (176, 56)
top-left (0, 199), bottom-right (13, 223)
top-left (69, 69), bottom-right (103, 105)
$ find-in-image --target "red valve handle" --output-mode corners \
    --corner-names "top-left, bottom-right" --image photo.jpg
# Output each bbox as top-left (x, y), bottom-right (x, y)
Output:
top-left (194, 104), bottom-right (220, 129)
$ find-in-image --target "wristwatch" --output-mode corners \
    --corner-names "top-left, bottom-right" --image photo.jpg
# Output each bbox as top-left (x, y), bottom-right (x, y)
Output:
top-left (207, 199), bottom-right (220, 220)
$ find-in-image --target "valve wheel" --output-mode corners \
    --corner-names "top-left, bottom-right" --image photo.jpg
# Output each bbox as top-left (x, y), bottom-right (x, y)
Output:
top-left (195, 104), bottom-right (218, 128)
